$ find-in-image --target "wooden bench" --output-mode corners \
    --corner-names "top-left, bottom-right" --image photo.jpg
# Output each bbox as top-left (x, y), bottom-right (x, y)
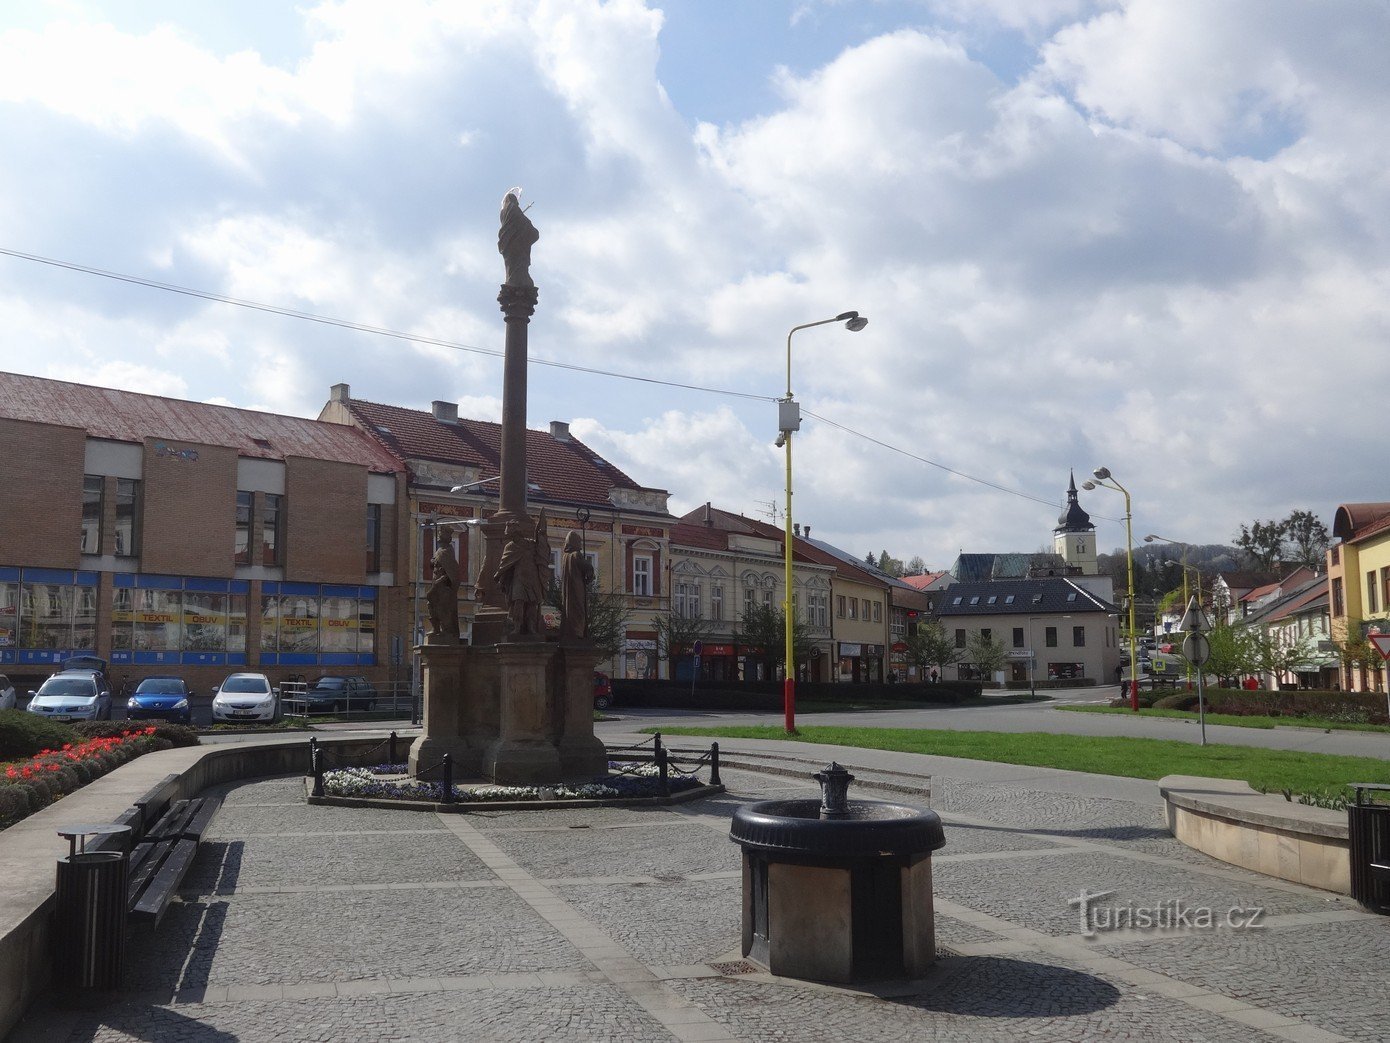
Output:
top-left (100, 774), bottom-right (218, 927)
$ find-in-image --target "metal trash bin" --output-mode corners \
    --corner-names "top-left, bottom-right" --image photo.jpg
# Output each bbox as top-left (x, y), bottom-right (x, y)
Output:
top-left (53, 824), bottom-right (131, 991)
top-left (1348, 784), bottom-right (1390, 915)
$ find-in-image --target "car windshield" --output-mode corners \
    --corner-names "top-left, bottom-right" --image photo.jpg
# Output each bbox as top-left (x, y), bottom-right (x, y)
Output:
top-left (37, 678), bottom-right (96, 698)
top-left (135, 679), bottom-right (186, 695)
top-left (221, 676), bottom-right (269, 694)
top-left (312, 678), bottom-right (348, 689)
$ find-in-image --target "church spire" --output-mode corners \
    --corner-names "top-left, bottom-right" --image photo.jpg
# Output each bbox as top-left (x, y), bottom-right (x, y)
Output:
top-left (1055, 469), bottom-right (1094, 534)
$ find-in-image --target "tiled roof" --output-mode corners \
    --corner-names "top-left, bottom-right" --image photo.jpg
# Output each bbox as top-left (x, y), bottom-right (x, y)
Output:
top-left (671, 520), bottom-right (733, 552)
top-left (935, 578), bottom-right (1114, 616)
top-left (901, 572), bottom-right (949, 590)
top-left (0, 370), bottom-right (401, 472)
top-left (344, 398), bottom-right (668, 514)
top-left (672, 506), bottom-right (882, 584)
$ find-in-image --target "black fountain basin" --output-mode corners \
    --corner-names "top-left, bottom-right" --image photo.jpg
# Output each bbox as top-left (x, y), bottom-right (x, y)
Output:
top-left (731, 798), bottom-right (945, 859)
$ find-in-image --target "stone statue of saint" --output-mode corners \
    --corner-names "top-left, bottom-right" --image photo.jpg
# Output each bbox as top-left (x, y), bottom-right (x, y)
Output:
top-left (560, 530), bottom-right (593, 640)
top-left (494, 512), bottom-right (551, 637)
top-left (425, 537), bottom-right (460, 641)
top-left (498, 189), bottom-right (540, 289)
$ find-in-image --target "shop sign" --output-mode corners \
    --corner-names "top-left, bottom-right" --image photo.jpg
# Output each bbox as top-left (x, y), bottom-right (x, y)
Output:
top-left (624, 638), bottom-right (657, 651)
top-left (621, 524), bottom-right (665, 537)
top-left (891, 642), bottom-right (908, 653)
top-left (863, 644), bottom-right (883, 656)
top-left (419, 502), bottom-right (476, 518)
top-left (839, 642), bottom-right (862, 657)
top-left (737, 645), bottom-right (765, 656)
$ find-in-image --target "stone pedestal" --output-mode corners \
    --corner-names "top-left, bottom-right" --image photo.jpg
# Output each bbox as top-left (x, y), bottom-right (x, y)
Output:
top-left (486, 642), bottom-right (562, 784)
top-left (408, 642), bottom-right (479, 776)
top-left (557, 642), bottom-right (608, 778)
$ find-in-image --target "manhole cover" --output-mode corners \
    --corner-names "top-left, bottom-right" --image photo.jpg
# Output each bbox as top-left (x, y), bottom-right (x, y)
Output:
top-left (710, 961), bottom-right (760, 976)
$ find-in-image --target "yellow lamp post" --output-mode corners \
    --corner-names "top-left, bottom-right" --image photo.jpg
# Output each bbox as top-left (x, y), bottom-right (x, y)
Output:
top-left (778, 310), bottom-right (868, 733)
top-left (1082, 467), bottom-right (1138, 710)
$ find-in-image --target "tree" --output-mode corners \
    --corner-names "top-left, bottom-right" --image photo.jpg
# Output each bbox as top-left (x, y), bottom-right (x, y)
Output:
top-left (1235, 519), bottom-right (1286, 571)
top-left (876, 551), bottom-right (905, 578)
top-left (1248, 629), bottom-right (1313, 686)
top-left (903, 621), bottom-right (963, 678)
top-left (735, 604), bottom-right (813, 676)
top-left (905, 556), bottom-right (927, 577)
top-left (965, 631), bottom-right (1009, 686)
top-left (584, 583), bottom-right (629, 662)
top-left (1283, 509), bottom-right (1330, 570)
top-left (651, 612), bottom-right (712, 667)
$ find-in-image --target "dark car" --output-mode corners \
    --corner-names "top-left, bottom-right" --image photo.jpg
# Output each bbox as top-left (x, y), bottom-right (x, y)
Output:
top-left (126, 676), bottom-right (192, 724)
top-left (593, 671), bottom-right (613, 710)
top-left (303, 675), bottom-right (377, 713)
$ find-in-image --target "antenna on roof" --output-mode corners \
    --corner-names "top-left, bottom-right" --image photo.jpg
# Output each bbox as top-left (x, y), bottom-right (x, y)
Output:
top-left (756, 499), bottom-right (783, 525)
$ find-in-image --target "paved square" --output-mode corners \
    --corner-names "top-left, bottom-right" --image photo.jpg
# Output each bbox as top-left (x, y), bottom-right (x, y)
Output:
top-left (14, 753), bottom-right (1388, 1042)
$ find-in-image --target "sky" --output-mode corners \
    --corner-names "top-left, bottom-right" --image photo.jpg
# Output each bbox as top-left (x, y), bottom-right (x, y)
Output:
top-left (1, 0), bottom-right (1387, 570)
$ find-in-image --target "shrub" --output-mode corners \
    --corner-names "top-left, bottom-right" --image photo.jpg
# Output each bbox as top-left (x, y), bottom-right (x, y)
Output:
top-left (72, 721), bottom-right (200, 748)
top-left (1153, 693), bottom-right (1201, 711)
top-left (0, 786), bottom-right (28, 826)
top-left (0, 710), bottom-right (76, 760)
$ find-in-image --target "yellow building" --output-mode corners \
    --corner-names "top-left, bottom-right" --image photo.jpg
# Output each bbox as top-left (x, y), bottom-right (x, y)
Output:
top-left (1327, 502), bottom-right (1390, 691)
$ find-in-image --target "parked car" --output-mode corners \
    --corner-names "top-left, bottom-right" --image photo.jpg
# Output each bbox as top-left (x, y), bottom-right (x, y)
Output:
top-left (211, 672), bottom-right (278, 723)
top-left (593, 671), bottom-right (613, 710)
top-left (126, 675), bottom-right (193, 724)
top-left (26, 670), bottom-right (112, 721)
top-left (302, 675), bottom-right (377, 713)
top-left (0, 674), bottom-right (14, 712)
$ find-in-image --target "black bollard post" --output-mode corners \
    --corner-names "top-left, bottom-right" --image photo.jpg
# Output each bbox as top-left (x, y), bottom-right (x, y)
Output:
top-left (709, 742), bottom-right (722, 787)
top-left (389, 731), bottom-right (398, 765)
top-left (308, 736), bottom-right (318, 775)
top-left (653, 732), bottom-right (663, 759)
top-left (655, 746), bottom-right (671, 799)
top-left (311, 748), bottom-right (325, 798)
top-left (439, 754), bottom-right (455, 805)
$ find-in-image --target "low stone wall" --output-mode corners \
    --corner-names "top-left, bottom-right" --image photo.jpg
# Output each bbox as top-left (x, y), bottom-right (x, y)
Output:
top-left (0, 733), bottom-right (396, 1039)
top-left (1159, 774), bottom-right (1351, 894)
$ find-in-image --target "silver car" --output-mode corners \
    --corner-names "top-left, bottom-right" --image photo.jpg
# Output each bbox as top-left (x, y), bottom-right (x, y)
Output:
top-left (211, 672), bottom-right (279, 723)
top-left (0, 674), bottom-right (14, 712)
top-left (26, 671), bottom-right (112, 721)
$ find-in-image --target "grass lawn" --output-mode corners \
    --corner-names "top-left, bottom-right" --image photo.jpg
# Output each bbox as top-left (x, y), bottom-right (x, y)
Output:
top-left (650, 725), bottom-right (1390, 797)
top-left (796, 693), bottom-right (1050, 713)
top-left (1059, 704), bottom-right (1390, 734)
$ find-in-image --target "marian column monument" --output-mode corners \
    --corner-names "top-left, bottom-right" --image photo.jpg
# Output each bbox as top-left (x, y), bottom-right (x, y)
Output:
top-left (409, 189), bottom-right (607, 785)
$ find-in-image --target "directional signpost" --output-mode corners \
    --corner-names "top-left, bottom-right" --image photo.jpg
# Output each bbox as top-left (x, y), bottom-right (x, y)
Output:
top-left (1178, 596), bottom-right (1212, 746)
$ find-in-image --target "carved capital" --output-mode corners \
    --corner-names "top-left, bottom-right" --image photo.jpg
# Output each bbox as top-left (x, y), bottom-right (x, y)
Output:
top-left (498, 284), bottom-right (539, 320)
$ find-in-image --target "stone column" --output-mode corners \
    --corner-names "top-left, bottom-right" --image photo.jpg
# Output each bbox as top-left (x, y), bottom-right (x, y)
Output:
top-left (408, 641), bottom-right (477, 775)
top-left (486, 642), bottom-right (562, 784)
top-left (557, 642), bottom-right (608, 778)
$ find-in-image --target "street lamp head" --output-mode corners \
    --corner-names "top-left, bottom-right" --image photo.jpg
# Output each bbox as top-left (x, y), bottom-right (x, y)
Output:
top-left (835, 310), bottom-right (868, 332)
top-left (1092, 466), bottom-right (1111, 481)
top-left (1081, 480), bottom-right (1097, 491)
top-left (1143, 535), bottom-right (1157, 543)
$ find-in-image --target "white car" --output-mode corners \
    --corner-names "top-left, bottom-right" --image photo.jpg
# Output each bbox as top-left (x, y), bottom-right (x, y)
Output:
top-left (211, 672), bottom-right (279, 723)
top-left (0, 674), bottom-right (15, 712)
top-left (26, 671), bottom-right (112, 721)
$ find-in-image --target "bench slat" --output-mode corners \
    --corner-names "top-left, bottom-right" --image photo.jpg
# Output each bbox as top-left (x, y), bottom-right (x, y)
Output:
top-left (127, 839), bottom-right (174, 907)
top-left (182, 799), bottom-right (217, 841)
top-left (130, 839), bottom-right (198, 925)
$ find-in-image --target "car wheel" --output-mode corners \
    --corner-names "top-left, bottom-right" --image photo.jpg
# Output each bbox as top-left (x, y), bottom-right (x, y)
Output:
top-left (595, 695), bottom-right (611, 710)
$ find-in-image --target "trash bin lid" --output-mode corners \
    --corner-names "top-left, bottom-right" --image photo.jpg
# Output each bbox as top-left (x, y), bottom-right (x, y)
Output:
top-left (57, 823), bottom-right (131, 857)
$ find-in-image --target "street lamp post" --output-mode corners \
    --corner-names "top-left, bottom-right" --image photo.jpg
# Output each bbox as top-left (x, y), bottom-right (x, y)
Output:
top-left (779, 310), bottom-right (868, 733)
top-left (1082, 467), bottom-right (1139, 711)
top-left (1144, 533), bottom-right (1203, 690)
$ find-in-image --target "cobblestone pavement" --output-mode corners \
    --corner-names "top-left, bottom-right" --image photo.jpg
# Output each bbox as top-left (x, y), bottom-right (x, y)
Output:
top-left (13, 752), bottom-right (1389, 1043)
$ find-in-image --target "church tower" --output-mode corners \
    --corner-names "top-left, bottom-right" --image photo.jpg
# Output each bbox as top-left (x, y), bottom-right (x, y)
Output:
top-left (1054, 471), bottom-right (1097, 575)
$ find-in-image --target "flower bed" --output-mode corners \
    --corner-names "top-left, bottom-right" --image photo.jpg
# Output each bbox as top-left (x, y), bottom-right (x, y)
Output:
top-left (319, 760), bottom-right (705, 803)
top-left (0, 727), bottom-right (165, 829)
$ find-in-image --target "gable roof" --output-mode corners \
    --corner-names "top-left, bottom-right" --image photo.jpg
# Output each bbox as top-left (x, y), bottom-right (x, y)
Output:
top-left (341, 398), bottom-right (669, 515)
top-left (935, 577), bottom-right (1115, 616)
top-left (0, 370), bottom-right (401, 472)
top-left (672, 506), bottom-right (884, 586)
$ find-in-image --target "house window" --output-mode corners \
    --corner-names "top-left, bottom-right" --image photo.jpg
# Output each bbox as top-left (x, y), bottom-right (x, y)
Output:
top-left (745, 587), bottom-right (756, 615)
top-left (366, 504), bottom-right (381, 573)
top-left (1369, 572), bottom-right (1379, 614)
top-left (1073, 625), bottom-right (1085, 647)
top-left (872, 601), bottom-right (881, 623)
top-left (969, 596), bottom-right (980, 606)
top-left (262, 493), bottom-right (284, 566)
top-left (711, 585), bottom-right (723, 621)
top-left (987, 596), bottom-right (997, 605)
top-left (849, 599), bottom-right (858, 620)
top-left (763, 588), bottom-right (773, 608)
top-left (862, 598), bottom-right (871, 618)
top-left (114, 479), bottom-right (140, 558)
top-left (234, 492), bottom-right (253, 565)
top-left (1332, 578), bottom-right (1345, 616)
top-left (837, 595), bottom-right (846, 618)
top-left (80, 476), bottom-right (103, 554)
top-left (1013, 627), bottom-right (1024, 648)
top-left (981, 628), bottom-right (991, 642)
top-left (1005, 595), bottom-right (1015, 604)
top-left (675, 580), bottom-right (699, 618)
top-left (632, 555), bottom-right (652, 596)
top-left (1382, 569), bottom-right (1390, 615)
top-left (1045, 626), bottom-right (1058, 647)
top-left (954, 628), bottom-right (966, 648)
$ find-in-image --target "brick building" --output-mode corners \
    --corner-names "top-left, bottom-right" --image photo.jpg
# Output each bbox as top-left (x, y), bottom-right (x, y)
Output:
top-left (0, 372), bottom-right (406, 692)
top-left (318, 385), bottom-right (675, 680)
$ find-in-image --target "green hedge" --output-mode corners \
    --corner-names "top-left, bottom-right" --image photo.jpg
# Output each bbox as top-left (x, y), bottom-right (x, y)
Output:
top-left (609, 678), bottom-right (982, 711)
top-left (0, 709), bottom-right (75, 759)
top-left (73, 720), bottom-right (201, 748)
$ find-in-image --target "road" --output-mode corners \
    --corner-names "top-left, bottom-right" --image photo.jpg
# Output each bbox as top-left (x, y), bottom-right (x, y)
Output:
top-left (595, 684), bottom-right (1390, 761)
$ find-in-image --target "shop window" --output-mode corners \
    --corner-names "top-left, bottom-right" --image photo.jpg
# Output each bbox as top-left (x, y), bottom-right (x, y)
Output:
top-left (262, 494), bottom-right (284, 566)
top-left (115, 479), bottom-right (141, 557)
top-left (234, 492), bottom-right (253, 565)
top-left (0, 582), bottom-right (17, 652)
top-left (80, 476), bottom-right (103, 554)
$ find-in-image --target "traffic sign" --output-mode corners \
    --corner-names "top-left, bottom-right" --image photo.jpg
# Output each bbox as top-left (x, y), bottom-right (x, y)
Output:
top-left (1181, 633), bottom-right (1211, 665)
top-left (1369, 633), bottom-right (1390, 660)
top-left (692, 640), bottom-right (703, 656)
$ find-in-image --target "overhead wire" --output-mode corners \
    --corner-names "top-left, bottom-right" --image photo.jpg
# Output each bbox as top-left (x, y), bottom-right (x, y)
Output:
top-left (1, 244), bottom-right (1093, 514)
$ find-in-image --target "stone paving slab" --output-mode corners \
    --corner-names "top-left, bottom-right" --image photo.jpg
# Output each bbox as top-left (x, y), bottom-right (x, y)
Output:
top-left (484, 820), bottom-right (741, 880)
top-left (554, 877), bottom-right (743, 966)
top-left (208, 802), bottom-right (442, 837)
